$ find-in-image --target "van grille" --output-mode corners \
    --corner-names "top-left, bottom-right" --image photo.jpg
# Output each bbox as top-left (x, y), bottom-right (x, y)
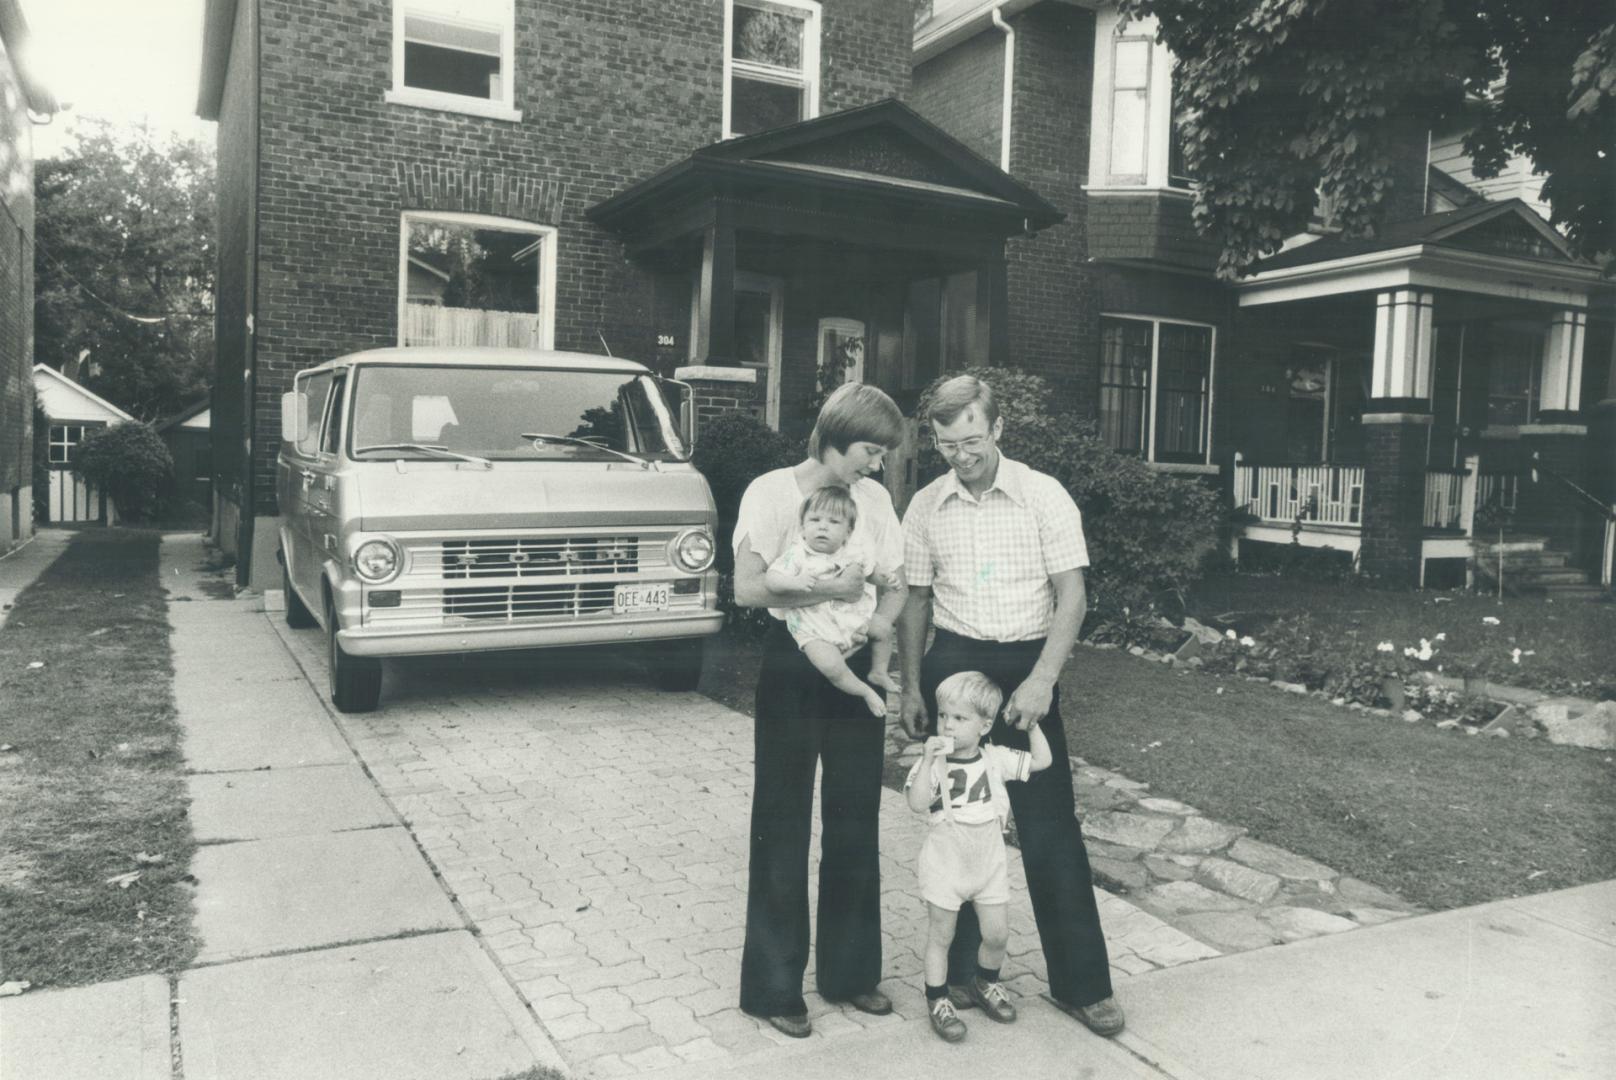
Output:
top-left (440, 536), bottom-right (638, 579)
top-left (444, 582), bottom-right (618, 620)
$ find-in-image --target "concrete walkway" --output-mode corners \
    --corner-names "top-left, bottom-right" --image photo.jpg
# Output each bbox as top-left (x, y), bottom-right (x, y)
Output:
top-left (0, 528), bottom-right (71, 630)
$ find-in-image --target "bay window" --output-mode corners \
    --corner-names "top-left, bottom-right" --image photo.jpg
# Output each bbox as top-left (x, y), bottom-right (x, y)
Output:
top-left (1099, 316), bottom-right (1214, 464)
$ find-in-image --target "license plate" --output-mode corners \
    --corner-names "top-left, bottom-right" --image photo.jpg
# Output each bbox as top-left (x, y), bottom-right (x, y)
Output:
top-left (613, 583), bottom-right (669, 614)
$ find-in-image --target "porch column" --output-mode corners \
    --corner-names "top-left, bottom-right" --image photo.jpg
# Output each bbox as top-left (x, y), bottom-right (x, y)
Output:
top-left (1518, 308), bottom-right (1591, 557)
top-left (1360, 289), bottom-right (1434, 586)
top-left (693, 202), bottom-right (736, 367)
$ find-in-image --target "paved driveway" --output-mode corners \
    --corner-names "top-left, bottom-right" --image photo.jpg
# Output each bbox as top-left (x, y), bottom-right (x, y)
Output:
top-left (268, 618), bottom-right (1214, 1077)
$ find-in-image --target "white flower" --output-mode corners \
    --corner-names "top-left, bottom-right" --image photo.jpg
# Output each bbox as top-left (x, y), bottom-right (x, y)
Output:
top-left (1416, 640), bottom-right (1434, 662)
top-left (1510, 648), bottom-right (1522, 664)
top-left (1226, 629), bottom-right (1238, 640)
top-left (1403, 647), bottom-right (1418, 658)
top-left (1240, 636), bottom-right (1256, 648)
top-left (1435, 633), bottom-right (1447, 642)
top-left (1483, 616), bottom-right (1501, 626)
top-left (1376, 641), bottom-right (1395, 654)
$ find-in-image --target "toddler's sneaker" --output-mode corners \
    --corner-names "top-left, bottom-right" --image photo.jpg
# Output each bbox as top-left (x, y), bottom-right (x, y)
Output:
top-left (966, 976), bottom-right (1017, 1023)
top-left (929, 996), bottom-right (967, 1043)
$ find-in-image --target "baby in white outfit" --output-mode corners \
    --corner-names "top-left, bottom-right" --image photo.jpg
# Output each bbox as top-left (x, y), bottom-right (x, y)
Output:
top-left (765, 487), bottom-right (896, 717)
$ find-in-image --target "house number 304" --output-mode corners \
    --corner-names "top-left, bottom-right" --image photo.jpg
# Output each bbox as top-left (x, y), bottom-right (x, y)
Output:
top-left (657, 334), bottom-right (676, 347)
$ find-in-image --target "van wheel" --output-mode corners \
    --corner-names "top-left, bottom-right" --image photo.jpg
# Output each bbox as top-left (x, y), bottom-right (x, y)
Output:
top-left (283, 558), bottom-right (317, 629)
top-left (325, 594), bottom-right (382, 713)
top-left (649, 637), bottom-right (706, 692)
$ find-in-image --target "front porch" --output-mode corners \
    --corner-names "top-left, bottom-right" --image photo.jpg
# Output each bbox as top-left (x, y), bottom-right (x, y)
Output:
top-left (1227, 200), bottom-right (1614, 592)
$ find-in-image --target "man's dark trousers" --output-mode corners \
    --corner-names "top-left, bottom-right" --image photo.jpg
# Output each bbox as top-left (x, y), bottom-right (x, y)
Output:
top-left (920, 627), bottom-right (1114, 1008)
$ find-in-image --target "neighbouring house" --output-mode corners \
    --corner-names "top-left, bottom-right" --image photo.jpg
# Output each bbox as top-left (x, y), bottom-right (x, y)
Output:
top-left (195, 0), bottom-right (1063, 588)
top-left (31, 364), bottom-right (131, 525)
top-left (0, 1), bottom-right (57, 550)
top-left (911, 0), bottom-right (1616, 593)
top-left (158, 396), bottom-right (213, 512)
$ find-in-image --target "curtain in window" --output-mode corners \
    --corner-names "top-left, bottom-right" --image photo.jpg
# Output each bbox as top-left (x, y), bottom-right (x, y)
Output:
top-left (1155, 323), bottom-right (1211, 460)
top-left (1099, 318), bottom-right (1151, 453)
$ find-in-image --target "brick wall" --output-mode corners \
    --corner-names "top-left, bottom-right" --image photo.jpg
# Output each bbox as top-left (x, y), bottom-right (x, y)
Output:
top-left (910, 30), bottom-right (1002, 164)
top-left (240, 0), bottom-right (913, 517)
top-left (1359, 416), bottom-right (1430, 584)
top-left (0, 37), bottom-right (34, 545)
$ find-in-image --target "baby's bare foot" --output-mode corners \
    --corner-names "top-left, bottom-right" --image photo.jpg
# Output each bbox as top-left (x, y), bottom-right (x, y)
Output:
top-left (868, 669), bottom-right (896, 692)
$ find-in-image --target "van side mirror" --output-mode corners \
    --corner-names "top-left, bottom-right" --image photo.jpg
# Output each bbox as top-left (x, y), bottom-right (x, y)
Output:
top-left (281, 391), bottom-right (306, 445)
top-left (659, 378), bottom-right (696, 454)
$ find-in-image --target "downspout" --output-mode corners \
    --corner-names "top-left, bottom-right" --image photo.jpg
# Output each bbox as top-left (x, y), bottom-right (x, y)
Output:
top-left (990, 7), bottom-right (1014, 173)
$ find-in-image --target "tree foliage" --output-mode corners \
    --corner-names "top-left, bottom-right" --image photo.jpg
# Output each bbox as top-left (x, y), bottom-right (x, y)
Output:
top-left (72, 422), bottom-right (174, 523)
top-left (35, 118), bottom-right (216, 421)
top-left (1120, 0), bottom-right (1615, 276)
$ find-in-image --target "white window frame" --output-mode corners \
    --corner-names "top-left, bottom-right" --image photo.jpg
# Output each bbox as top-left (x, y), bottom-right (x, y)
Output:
top-left (1086, 9), bottom-right (1189, 195)
top-left (386, 0), bottom-right (522, 123)
top-left (723, 0), bottom-right (821, 139)
top-left (1099, 313), bottom-right (1217, 466)
top-left (397, 210), bottom-right (557, 351)
top-left (47, 424), bottom-right (85, 466)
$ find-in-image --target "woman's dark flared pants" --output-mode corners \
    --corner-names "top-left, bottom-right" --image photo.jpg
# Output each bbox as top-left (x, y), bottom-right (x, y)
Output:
top-left (921, 627), bottom-right (1115, 1009)
top-left (739, 625), bottom-right (885, 1018)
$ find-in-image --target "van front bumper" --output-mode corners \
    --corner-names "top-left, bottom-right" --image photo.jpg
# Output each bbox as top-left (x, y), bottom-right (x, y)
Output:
top-left (335, 609), bottom-right (724, 658)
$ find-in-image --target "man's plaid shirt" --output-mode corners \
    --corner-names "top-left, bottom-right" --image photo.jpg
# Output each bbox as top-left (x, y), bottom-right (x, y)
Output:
top-left (902, 456), bottom-right (1088, 642)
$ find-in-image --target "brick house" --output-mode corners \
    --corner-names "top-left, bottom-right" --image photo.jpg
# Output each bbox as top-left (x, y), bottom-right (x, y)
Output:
top-left (196, 0), bottom-right (1062, 588)
top-left (0, 0), bottom-right (55, 551)
top-left (910, 0), bottom-right (1615, 591)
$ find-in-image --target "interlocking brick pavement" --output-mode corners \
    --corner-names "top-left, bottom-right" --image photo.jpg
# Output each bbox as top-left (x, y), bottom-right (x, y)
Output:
top-left (269, 621), bottom-right (1215, 1078)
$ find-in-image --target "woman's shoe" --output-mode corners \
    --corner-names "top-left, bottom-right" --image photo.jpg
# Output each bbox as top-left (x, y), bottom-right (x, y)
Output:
top-left (764, 1013), bottom-right (812, 1039)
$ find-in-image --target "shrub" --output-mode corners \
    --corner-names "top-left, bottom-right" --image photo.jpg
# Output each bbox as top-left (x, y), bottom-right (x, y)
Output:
top-left (31, 403), bottom-right (49, 523)
top-left (72, 422), bottom-right (173, 523)
top-left (691, 412), bottom-right (804, 635)
top-left (916, 366), bottom-right (1224, 619)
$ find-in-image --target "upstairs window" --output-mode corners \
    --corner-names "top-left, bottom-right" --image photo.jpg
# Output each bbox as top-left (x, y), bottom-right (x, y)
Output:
top-left (1090, 10), bottom-right (1193, 191)
top-left (725, 0), bottom-right (820, 138)
top-left (390, 0), bottom-right (519, 121)
top-left (1099, 316), bottom-right (1214, 465)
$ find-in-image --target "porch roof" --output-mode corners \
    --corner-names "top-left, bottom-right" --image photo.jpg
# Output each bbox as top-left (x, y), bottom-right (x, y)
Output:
top-left (1237, 200), bottom-right (1607, 309)
top-left (587, 99), bottom-right (1062, 257)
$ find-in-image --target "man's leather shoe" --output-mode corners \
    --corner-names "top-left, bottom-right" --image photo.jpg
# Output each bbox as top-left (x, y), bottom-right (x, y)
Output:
top-left (763, 1013), bottom-right (812, 1039)
top-left (845, 990), bottom-right (892, 1015)
top-left (1050, 993), bottom-right (1125, 1037)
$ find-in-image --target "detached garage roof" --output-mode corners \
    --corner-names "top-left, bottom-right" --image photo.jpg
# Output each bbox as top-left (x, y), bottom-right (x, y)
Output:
top-left (33, 365), bottom-right (134, 425)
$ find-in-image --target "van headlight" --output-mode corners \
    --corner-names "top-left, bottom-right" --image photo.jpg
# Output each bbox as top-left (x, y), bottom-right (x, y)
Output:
top-left (353, 538), bottom-right (401, 584)
top-left (670, 529), bottom-right (715, 573)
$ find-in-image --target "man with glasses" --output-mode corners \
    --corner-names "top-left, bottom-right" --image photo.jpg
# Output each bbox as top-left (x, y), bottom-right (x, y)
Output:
top-left (896, 374), bottom-right (1124, 1037)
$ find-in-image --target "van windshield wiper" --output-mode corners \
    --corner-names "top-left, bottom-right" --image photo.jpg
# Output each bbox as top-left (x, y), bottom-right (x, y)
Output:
top-left (353, 443), bottom-right (492, 468)
top-left (521, 433), bottom-right (649, 467)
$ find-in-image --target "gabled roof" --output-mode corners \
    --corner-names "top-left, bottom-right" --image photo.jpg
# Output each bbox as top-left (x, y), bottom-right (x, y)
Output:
top-left (32, 365), bottom-right (134, 425)
top-left (0, 0), bottom-right (60, 114)
top-left (1253, 199), bottom-right (1576, 274)
top-left (590, 98), bottom-right (1062, 234)
top-left (158, 396), bottom-right (211, 433)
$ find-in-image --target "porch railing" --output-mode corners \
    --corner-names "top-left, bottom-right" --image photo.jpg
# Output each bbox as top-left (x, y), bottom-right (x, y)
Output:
top-left (1233, 453), bottom-right (1497, 536)
top-left (1232, 455), bottom-right (1363, 528)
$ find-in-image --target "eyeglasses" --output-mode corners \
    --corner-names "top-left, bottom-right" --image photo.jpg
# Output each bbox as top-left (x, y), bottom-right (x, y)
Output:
top-left (927, 435), bottom-right (991, 456)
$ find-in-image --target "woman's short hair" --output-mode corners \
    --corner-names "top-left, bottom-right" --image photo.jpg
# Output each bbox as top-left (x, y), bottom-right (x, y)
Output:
top-left (799, 486), bottom-right (858, 528)
top-left (808, 382), bottom-right (906, 460)
top-left (935, 670), bottom-right (1004, 722)
top-left (926, 375), bottom-right (998, 428)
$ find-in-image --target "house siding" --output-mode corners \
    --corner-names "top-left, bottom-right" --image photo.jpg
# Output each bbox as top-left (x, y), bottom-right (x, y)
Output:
top-left (231, 0), bottom-right (913, 536)
top-left (0, 34), bottom-right (35, 547)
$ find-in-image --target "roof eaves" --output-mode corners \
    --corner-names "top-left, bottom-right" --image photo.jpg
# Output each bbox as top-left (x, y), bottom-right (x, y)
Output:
top-left (913, 0), bottom-right (1077, 64)
top-left (32, 364), bottom-right (136, 422)
top-left (0, 0), bottom-right (59, 114)
top-left (196, 0), bottom-right (239, 121)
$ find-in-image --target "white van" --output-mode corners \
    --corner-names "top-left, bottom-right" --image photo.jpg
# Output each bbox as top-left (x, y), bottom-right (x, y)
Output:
top-left (277, 347), bottom-right (722, 712)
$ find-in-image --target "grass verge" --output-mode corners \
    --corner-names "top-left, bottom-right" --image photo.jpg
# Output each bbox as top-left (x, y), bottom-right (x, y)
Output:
top-left (699, 627), bottom-right (1616, 912)
top-left (0, 529), bottom-right (197, 988)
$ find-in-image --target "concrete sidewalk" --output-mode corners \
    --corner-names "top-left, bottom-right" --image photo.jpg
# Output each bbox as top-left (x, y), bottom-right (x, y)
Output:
top-left (0, 528), bottom-right (71, 629)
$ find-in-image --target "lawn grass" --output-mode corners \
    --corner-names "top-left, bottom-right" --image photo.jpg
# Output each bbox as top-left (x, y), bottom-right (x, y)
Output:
top-left (699, 626), bottom-right (1616, 912)
top-left (0, 529), bottom-right (197, 988)
top-left (1189, 570), bottom-right (1616, 699)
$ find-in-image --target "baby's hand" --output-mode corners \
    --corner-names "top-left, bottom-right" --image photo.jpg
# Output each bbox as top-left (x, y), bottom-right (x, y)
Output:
top-left (867, 568), bottom-right (899, 588)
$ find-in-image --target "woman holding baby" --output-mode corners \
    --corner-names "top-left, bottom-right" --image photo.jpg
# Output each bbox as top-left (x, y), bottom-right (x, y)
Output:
top-left (730, 382), bottom-right (908, 1038)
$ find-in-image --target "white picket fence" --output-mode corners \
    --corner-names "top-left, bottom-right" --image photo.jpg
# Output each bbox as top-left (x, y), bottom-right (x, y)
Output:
top-left (1233, 454), bottom-right (1510, 537)
top-left (404, 303), bottom-right (544, 348)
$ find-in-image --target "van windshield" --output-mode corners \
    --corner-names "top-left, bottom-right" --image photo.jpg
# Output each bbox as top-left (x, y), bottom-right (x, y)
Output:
top-left (347, 364), bottom-right (688, 462)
